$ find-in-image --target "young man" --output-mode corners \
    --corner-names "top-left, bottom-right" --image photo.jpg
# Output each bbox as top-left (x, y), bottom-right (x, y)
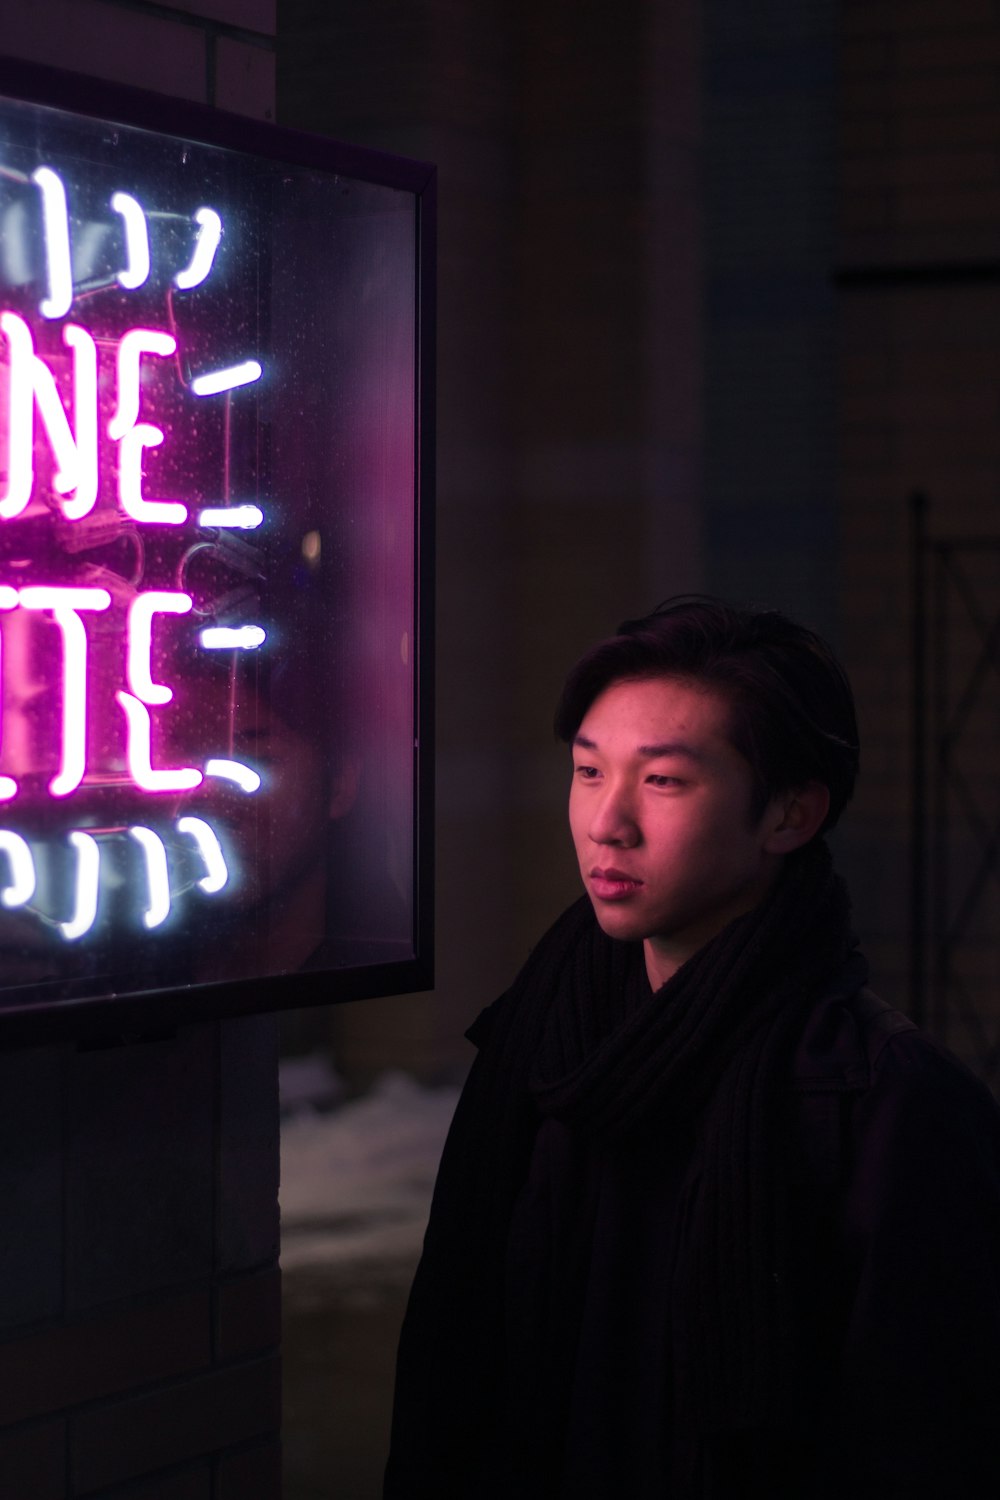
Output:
top-left (385, 597), bottom-right (1000, 1499)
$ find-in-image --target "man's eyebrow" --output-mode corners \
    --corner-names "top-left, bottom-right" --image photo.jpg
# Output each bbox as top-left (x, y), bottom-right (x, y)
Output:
top-left (572, 733), bottom-right (705, 762)
top-left (637, 741), bottom-right (705, 761)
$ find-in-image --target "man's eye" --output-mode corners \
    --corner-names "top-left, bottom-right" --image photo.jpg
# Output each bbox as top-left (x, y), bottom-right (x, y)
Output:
top-left (647, 775), bottom-right (681, 788)
top-left (574, 765), bottom-right (600, 780)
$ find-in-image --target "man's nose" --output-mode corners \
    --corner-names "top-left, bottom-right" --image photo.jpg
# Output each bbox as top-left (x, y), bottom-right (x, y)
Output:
top-left (589, 785), bottom-right (639, 846)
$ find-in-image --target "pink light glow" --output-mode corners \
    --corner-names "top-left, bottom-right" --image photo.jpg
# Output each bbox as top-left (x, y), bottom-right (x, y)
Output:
top-left (127, 591), bottom-right (192, 706)
top-left (0, 311), bottom-right (35, 518)
top-left (19, 586), bottom-right (111, 797)
top-left (109, 328), bottom-right (187, 525)
top-left (59, 326), bottom-right (99, 518)
top-left (116, 691), bottom-right (203, 794)
top-left (0, 595), bottom-right (17, 801)
top-left (108, 329), bottom-right (176, 439)
top-left (118, 424), bottom-right (187, 526)
top-left (0, 313), bottom-right (99, 520)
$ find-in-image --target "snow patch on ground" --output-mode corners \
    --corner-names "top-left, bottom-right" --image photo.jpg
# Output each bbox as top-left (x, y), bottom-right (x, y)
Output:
top-left (279, 1064), bottom-right (462, 1278)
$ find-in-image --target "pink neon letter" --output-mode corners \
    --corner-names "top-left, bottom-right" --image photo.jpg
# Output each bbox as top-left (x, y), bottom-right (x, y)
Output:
top-left (19, 586), bottom-right (111, 797)
top-left (0, 589), bottom-right (18, 801)
top-left (0, 313), bottom-right (98, 520)
top-left (127, 591), bottom-right (192, 706)
top-left (0, 312), bottom-right (35, 519)
top-left (116, 691), bottom-right (202, 793)
top-left (108, 329), bottom-right (186, 525)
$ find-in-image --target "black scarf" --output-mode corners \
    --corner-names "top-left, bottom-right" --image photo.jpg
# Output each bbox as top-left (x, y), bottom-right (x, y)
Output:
top-left (385, 840), bottom-right (853, 1497)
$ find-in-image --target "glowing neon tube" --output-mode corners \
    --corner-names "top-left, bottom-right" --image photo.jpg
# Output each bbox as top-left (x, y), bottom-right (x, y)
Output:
top-left (204, 759), bottom-right (261, 794)
top-left (111, 192), bottom-right (151, 290)
top-left (0, 314), bottom-right (98, 519)
top-left (32, 167), bottom-right (73, 319)
top-left (128, 825), bottom-right (170, 929)
top-left (190, 361), bottom-right (262, 397)
top-left (0, 831), bottom-right (35, 908)
top-left (197, 505), bottom-right (263, 530)
top-left (128, 592), bottom-right (193, 705)
top-left (0, 598), bottom-right (18, 802)
top-left (108, 328), bottom-right (187, 525)
top-left (116, 691), bottom-right (203, 794)
top-left (0, 311), bottom-right (35, 518)
top-left (60, 831), bottom-right (100, 941)
top-left (198, 626), bottom-right (265, 651)
top-left (175, 207), bottom-right (222, 290)
top-left (25, 324), bottom-right (100, 520)
top-left (19, 587), bottom-right (111, 797)
top-left (108, 329), bottom-right (177, 440)
top-left (117, 424), bottom-right (187, 526)
top-left (176, 815), bottom-right (228, 894)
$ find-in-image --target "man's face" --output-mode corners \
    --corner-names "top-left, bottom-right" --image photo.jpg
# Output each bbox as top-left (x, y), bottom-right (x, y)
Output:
top-left (568, 674), bottom-right (784, 985)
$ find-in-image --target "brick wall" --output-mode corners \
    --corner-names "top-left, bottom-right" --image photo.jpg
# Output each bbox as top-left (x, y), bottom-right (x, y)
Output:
top-left (837, 0), bottom-right (1000, 1063)
top-left (0, 5), bottom-right (282, 1496)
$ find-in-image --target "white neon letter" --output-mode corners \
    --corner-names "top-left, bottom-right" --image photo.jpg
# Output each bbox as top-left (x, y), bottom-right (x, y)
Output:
top-left (116, 691), bottom-right (202, 794)
top-left (197, 505), bottom-right (263, 530)
top-left (176, 815), bottom-right (228, 894)
top-left (109, 328), bottom-right (186, 525)
top-left (128, 825), bottom-right (170, 929)
top-left (199, 625), bottom-right (265, 651)
top-left (32, 167), bottom-right (73, 320)
top-left (128, 591), bottom-right (192, 706)
top-left (0, 831), bottom-right (34, 907)
top-left (175, 207), bottom-right (222, 290)
top-left (190, 360), bottom-right (262, 397)
top-left (60, 831), bottom-right (99, 941)
top-left (0, 311), bottom-right (36, 519)
top-left (111, 192), bottom-right (150, 290)
top-left (19, 586), bottom-right (111, 797)
top-left (204, 758), bottom-right (261, 794)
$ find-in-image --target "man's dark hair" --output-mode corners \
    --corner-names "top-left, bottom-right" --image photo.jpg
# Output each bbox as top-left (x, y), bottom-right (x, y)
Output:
top-left (554, 595), bottom-right (860, 834)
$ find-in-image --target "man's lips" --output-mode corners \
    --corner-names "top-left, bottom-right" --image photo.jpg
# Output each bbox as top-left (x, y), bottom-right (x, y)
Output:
top-left (590, 868), bottom-right (644, 900)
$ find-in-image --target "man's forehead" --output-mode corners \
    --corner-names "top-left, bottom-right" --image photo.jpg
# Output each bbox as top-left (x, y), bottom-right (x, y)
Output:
top-left (580, 674), bottom-right (733, 738)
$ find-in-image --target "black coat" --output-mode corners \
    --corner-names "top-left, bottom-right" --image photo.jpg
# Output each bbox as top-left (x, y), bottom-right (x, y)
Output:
top-left (386, 954), bottom-right (1000, 1498)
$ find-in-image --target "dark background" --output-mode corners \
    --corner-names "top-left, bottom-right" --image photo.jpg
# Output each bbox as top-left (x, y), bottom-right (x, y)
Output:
top-left (1, 2), bottom-right (999, 1498)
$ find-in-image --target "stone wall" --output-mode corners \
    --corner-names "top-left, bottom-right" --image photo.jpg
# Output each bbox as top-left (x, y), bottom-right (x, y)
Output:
top-left (0, 5), bottom-right (283, 1497)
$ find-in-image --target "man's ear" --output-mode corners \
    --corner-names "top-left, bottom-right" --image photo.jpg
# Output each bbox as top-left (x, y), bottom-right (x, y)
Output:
top-left (761, 781), bottom-right (830, 854)
top-left (329, 757), bottom-right (361, 819)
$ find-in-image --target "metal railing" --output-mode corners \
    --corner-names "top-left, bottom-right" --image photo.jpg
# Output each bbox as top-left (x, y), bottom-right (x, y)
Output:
top-left (910, 491), bottom-right (1000, 1087)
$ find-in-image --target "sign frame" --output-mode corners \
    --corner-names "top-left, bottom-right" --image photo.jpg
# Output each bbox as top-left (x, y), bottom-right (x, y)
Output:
top-left (0, 56), bottom-right (435, 1044)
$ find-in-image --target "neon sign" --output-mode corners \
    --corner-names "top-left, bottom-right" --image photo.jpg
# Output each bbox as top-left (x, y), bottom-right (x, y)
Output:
top-left (0, 64), bottom-right (429, 1028)
top-left (0, 156), bottom-right (263, 952)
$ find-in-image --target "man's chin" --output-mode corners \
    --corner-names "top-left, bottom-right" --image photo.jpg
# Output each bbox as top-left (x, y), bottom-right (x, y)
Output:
top-left (587, 894), bottom-right (652, 943)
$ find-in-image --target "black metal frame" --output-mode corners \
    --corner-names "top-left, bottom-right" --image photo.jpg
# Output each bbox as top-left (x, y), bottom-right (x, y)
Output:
top-left (0, 57), bottom-right (435, 1044)
top-left (910, 491), bottom-right (1000, 1085)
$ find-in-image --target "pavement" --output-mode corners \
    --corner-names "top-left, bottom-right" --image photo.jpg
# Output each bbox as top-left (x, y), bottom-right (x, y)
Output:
top-left (279, 1062), bottom-right (461, 1500)
top-left (283, 1264), bottom-right (411, 1500)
